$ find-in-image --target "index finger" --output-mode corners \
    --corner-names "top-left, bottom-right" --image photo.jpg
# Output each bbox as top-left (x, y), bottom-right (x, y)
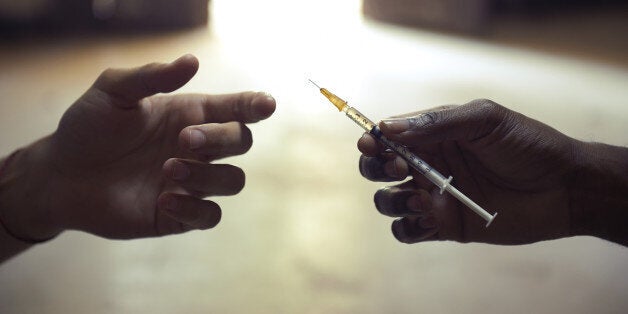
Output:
top-left (201, 91), bottom-right (276, 123)
top-left (382, 105), bottom-right (459, 120)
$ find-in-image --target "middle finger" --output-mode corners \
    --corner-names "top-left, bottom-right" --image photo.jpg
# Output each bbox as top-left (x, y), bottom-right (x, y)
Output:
top-left (374, 182), bottom-right (433, 217)
top-left (179, 121), bottom-right (252, 161)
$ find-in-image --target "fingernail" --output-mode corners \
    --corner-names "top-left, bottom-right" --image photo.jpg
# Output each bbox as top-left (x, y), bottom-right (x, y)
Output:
top-left (380, 119), bottom-right (411, 133)
top-left (252, 92), bottom-right (276, 119)
top-left (172, 161), bottom-right (190, 180)
top-left (189, 129), bottom-right (206, 149)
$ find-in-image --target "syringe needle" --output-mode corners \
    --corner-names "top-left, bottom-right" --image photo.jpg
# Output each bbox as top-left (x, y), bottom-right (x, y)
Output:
top-left (310, 80), bottom-right (348, 111)
top-left (311, 82), bottom-right (498, 227)
top-left (308, 79), bottom-right (321, 89)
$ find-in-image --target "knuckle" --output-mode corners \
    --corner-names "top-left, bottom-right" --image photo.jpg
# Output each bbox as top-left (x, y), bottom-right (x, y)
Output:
top-left (178, 127), bottom-right (192, 147)
top-left (94, 68), bottom-right (117, 87)
top-left (469, 98), bottom-right (495, 106)
top-left (204, 125), bottom-right (229, 151)
top-left (466, 98), bottom-right (513, 133)
top-left (200, 94), bottom-right (213, 118)
top-left (231, 94), bottom-right (243, 119)
top-left (99, 67), bottom-right (116, 80)
top-left (212, 126), bottom-right (229, 142)
top-left (137, 64), bottom-right (158, 95)
top-left (419, 111), bottom-right (438, 126)
top-left (142, 62), bottom-right (161, 70)
top-left (232, 92), bottom-right (254, 121)
top-left (390, 157), bottom-right (409, 179)
top-left (406, 112), bottom-right (438, 131)
top-left (469, 98), bottom-right (505, 116)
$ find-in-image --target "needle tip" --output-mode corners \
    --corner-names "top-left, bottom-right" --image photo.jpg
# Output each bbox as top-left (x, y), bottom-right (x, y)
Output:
top-left (308, 79), bottom-right (321, 89)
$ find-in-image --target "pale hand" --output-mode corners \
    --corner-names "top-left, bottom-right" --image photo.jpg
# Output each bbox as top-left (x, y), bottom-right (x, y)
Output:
top-left (0, 54), bottom-right (276, 240)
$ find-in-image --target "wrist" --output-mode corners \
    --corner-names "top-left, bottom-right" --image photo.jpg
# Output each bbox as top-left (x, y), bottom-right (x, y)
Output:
top-left (0, 137), bottom-right (63, 243)
top-left (569, 140), bottom-right (628, 245)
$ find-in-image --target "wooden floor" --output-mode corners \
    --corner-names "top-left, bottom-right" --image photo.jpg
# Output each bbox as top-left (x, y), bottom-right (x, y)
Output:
top-left (1, 1), bottom-right (627, 313)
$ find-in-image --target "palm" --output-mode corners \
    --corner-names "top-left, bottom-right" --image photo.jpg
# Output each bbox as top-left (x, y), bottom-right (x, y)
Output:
top-left (51, 94), bottom-right (203, 238)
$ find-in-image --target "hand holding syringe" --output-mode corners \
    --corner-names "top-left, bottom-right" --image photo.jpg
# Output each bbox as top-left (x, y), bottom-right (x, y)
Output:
top-left (310, 80), bottom-right (497, 227)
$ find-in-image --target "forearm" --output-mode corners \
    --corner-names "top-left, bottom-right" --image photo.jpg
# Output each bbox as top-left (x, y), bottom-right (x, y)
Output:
top-left (0, 218), bottom-right (33, 263)
top-left (0, 151), bottom-right (32, 262)
top-left (0, 140), bottom-right (62, 263)
top-left (570, 141), bottom-right (628, 245)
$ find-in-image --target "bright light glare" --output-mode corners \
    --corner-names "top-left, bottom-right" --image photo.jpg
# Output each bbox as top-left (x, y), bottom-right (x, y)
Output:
top-left (212, 0), bottom-right (362, 39)
top-left (211, 0), bottom-right (366, 113)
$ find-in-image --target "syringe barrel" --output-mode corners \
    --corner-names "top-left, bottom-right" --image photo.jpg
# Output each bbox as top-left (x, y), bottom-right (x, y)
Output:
top-left (343, 106), bottom-right (377, 133)
top-left (376, 130), bottom-right (452, 188)
top-left (343, 106), bottom-right (497, 226)
top-left (343, 106), bottom-right (442, 181)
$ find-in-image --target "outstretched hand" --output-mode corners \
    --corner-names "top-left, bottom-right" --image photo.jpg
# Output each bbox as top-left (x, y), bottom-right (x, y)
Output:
top-left (1, 54), bottom-right (275, 240)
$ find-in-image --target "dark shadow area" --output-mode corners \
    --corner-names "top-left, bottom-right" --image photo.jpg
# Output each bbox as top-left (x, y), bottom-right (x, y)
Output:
top-left (0, 0), bottom-right (210, 40)
top-left (363, 0), bottom-right (628, 67)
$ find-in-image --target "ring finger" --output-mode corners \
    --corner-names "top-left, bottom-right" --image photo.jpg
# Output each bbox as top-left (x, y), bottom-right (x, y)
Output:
top-left (163, 158), bottom-right (245, 197)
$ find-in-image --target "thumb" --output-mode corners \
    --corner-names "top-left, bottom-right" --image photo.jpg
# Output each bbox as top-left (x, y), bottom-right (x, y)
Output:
top-left (92, 54), bottom-right (199, 108)
top-left (378, 99), bottom-right (513, 146)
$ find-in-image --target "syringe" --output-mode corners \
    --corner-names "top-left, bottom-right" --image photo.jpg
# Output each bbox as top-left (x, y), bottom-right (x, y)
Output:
top-left (310, 80), bottom-right (497, 227)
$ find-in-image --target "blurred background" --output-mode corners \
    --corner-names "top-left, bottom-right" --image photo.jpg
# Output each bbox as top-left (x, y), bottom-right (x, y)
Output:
top-left (1, 0), bottom-right (627, 313)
